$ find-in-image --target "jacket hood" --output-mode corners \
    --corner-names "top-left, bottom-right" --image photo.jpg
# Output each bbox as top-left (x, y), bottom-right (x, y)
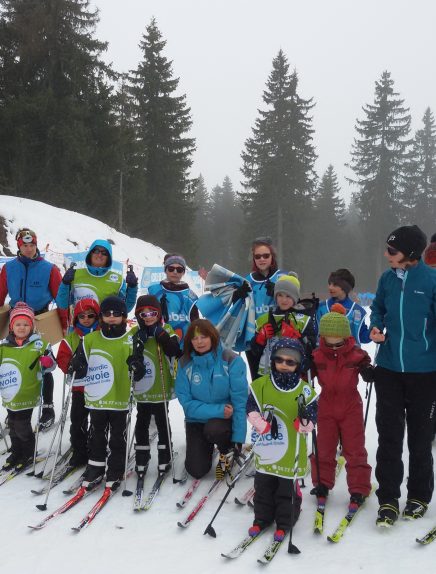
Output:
top-left (85, 239), bottom-right (113, 268)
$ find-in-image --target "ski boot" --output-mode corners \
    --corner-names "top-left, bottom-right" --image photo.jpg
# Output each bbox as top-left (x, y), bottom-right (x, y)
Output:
top-left (38, 404), bottom-right (55, 432)
top-left (82, 464), bottom-right (105, 490)
top-left (349, 492), bottom-right (366, 514)
top-left (376, 501), bottom-right (399, 528)
top-left (402, 499), bottom-right (428, 520)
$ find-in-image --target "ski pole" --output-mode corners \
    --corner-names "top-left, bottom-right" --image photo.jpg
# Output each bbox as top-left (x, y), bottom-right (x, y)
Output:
top-left (288, 479), bottom-right (301, 554)
top-left (306, 370), bottom-right (321, 488)
top-left (121, 369), bottom-right (136, 497)
top-left (66, 261), bottom-right (77, 333)
top-left (364, 343), bottom-right (379, 429)
top-left (156, 341), bottom-right (177, 482)
top-left (0, 420), bottom-right (9, 452)
top-left (36, 374), bottom-right (74, 510)
top-left (28, 356), bottom-right (48, 477)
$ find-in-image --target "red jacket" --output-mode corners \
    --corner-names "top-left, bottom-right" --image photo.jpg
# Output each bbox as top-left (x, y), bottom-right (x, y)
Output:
top-left (312, 337), bottom-right (371, 401)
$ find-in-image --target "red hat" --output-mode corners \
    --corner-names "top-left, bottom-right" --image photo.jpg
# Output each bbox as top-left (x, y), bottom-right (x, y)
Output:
top-left (9, 302), bottom-right (35, 330)
top-left (16, 228), bottom-right (37, 249)
top-left (424, 242), bottom-right (436, 266)
top-left (73, 298), bottom-right (100, 325)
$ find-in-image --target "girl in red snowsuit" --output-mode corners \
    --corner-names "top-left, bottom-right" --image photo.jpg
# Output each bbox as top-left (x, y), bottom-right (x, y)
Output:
top-left (311, 304), bottom-right (373, 507)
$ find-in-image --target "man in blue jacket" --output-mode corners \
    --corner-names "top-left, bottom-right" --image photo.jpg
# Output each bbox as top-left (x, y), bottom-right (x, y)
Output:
top-left (370, 225), bottom-right (436, 527)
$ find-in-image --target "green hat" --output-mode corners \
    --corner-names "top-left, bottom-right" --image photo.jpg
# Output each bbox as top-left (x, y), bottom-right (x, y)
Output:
top-left (319, 305), bottom-right (351, 338)
top-left (274, 273), bottom-right (300, 303)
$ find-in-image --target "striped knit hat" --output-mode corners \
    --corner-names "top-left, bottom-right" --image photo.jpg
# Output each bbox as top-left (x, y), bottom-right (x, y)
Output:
top-left (319, 303), bottom-right (351, 338)
top-left (274, 273), bottom-right (300, 303)
top-left (9, 302), bottom-right (35, 330)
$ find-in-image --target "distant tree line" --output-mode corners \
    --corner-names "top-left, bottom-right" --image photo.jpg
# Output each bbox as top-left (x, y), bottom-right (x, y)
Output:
top-left (1, 1), bottom-right (435, 293)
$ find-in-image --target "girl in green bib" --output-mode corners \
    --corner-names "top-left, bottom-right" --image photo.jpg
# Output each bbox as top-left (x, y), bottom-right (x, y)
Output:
top-left (0, 303), bottom-right (55, 471)
top-left (246, 337), bottom-right (317, 542)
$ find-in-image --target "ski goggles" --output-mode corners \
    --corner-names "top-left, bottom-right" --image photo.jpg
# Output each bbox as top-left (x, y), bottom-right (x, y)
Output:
top-left (166, 265), bottom-right (185, 273)
top-left (273, 357), bottom-right (299, 367)
top-left (254, 253), bottom-right (272, 260)
top-left (102, 310), bottom-right (123, 318)
top-left (16, 229), bottom-right (37, 245)
top-left (77, 312), bottom-right (97, 320)
top-left (92, 247), bottom-right (109, 256)
top-left (138, 310), bottom-right (159, 319)
top-left (386, 245), bottom-right (400, 256)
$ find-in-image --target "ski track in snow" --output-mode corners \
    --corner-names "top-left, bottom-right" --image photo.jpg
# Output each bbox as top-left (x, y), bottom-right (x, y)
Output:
top-left (0, 197), bottom-right (433, 573)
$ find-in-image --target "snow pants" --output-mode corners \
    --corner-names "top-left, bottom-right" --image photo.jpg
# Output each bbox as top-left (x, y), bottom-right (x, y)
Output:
top-left (253, 472), bottom-right (302, 531)
top-left (88, 410), bottom-right (127, 482)
top-left (311, 393), bottom-right (372, 496)
top-left (184, 418), bottom-right (232, 479)
top-left (374, 367), bottom-right (436, 504)
top-left (7, 408), bottom-right (34, 460)
top-left (135, 402), bottom-right (172, 469)
top-left (70, 391), bottom-right (89, 464)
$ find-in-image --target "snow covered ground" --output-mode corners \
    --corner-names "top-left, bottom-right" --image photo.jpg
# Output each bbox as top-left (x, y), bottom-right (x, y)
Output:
top-left (0, 197), bottom-right (434, 573)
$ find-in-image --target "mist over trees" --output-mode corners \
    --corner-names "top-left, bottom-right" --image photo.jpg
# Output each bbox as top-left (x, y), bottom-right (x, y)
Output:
top-left (0, 1), bottom-right (434, 295)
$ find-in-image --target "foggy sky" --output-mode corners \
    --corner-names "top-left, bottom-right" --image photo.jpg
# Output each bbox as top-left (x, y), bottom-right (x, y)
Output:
top-left (94, 0), bottom-right (436, 202)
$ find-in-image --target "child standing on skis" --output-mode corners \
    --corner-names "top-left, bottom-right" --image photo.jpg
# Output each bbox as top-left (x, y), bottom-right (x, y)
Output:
top-left (0, 303), bottom-right (56, 471)
top-left (246, 338), bottom-right (317, 541)
top-left (56, 298), bottom-right (100, 468)
top-left (311, 304), bottom-right (373, 513)
top-left (70, 296), bottom-right (140, 491)
top-left (249, 274), bottom-right (317, 378)
top-left (128, 295), bottom-right (180, 476)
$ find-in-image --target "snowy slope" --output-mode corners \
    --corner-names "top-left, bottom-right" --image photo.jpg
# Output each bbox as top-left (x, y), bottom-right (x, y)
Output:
top-left (0, 197), bottom-right (433, 574)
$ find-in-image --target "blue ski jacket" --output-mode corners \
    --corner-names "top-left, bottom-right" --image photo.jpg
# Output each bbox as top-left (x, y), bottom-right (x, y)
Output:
top-left (246, 269), bottom-right (286, 319)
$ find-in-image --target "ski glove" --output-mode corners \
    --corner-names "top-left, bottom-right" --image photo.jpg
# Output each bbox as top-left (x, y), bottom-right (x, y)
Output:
top-left (126, 269), bottom-right (138, 288)
top-left (281, 322), bottom-right (301, 339)
top-left (360, 365), bottom-right (375, 383)
top-left (62, 267), bottom-right (76, 285)
top-left (231, 281), bottom-right (252, 303)
top-left (293, 418), bottom-right (314, 434)
top-left (126, 356), bottom-right (146, 381)
top-left (255, 323), bottom-right (275, 346)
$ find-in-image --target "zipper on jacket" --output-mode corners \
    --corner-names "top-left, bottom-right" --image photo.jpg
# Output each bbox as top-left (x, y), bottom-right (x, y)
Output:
top-left (399, 271), bottom-right (407, 372)
top-left (423, 317), bottom-right (429, 351)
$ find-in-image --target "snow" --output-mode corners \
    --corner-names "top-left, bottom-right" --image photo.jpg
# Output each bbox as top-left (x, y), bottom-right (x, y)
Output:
top-left (0, 196), bottom-right (433, 574)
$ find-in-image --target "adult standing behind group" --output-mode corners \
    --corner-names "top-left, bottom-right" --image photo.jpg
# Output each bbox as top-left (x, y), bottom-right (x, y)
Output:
top-left (369, 225), bottom-right (436, 527)
top-left (146, 253), bottom-right (199, 345)
top-left (0, 229), bottom-right (67, 430)
top-left (56, 239), bottom-right (138, 314)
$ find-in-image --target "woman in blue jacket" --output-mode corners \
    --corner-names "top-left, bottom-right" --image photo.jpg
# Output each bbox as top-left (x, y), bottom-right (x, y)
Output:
top-left (176, 319), bottom-right (248, 480)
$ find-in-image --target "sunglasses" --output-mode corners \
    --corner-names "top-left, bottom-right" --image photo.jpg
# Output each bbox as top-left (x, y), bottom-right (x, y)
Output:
top-left (77, 312), bottom-right (97, 320)
top-left (386, 245), bottom-right (400, 256)
top-left (254, 253), bottom-right (272, 260)
top-left (166, 265), bottom-right (185, 273)
top-left (274, 357), bottom-right (299, 367)
top-left (102, 310), bottom-right (123, 317)
top-left (92, 247), bottom-right (109, 256)
top-left (139, 310), bottom-right (159, 319)
top-left (324, 340), bottom-right (346, 349)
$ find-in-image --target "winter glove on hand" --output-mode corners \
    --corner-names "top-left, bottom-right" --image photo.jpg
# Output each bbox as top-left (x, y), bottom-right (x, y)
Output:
top-left (265, 280), bottom-right (275, 297)
top-left (293, 418), bottom-right (315, 434)
top-left (126, 356), bottom-right (145, 381)
top-left (62, 267), bottom-right (76, 285)
top-left (125, 269), bottom-right (138, 288)
top-left (231, 282), bottom-right (252, 303)
top-left (39, 355), bottom-right (54, 369)
top-left (255, 323), bottom-right (275, 346)
top-left (281, 322), bottom-right (301, 339)
top-left (360, 365), bottom-right (375, 383)
top-left (248, 411), bottom-right (272, 435)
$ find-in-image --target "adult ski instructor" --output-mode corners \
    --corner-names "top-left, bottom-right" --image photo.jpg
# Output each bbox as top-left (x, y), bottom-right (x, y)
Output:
top-left (0, 228), bottom-right (67, 430)
top-left (370, 225), bottom-right (436, 527)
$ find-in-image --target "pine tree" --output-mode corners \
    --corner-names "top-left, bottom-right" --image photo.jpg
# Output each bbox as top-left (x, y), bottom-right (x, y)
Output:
top-left (347, 71), bottom-right (412, 279)
top-left (126, 18), bottom-right (196, 253)
top-left (192, 174), bottom-right (211, 268)
top-left (240, 50), bottom-right (317, 271)
top-left (0, 0), bottom-right (119, 221)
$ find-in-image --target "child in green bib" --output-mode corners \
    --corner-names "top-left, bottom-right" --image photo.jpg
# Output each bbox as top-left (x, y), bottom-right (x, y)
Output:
top-left (0, 303), bottom-right (56, 471)
top-left (128, 295), bottom-right (181, 476)
top-left (246, 337), bottom-right (317, 542)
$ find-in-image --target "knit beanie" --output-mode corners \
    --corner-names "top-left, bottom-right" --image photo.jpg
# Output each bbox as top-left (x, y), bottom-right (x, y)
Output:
top-left (328, 269), bottom-right (355, 295)
top-left (424, 234), bottom-right (436, 266)
top-left (274, 273), bottom-right (300, 303)
top-left (16, 228), bottom-right (37, 249)
top-left (319, 303), bottom-right (351, 338)
top-left (164, 255), bottom-right (186, 270)
top-left (9, 302), bottom-right (35, 330)
top-left (100, 296), bottom-right (127, 317)
top-left (386, 225), bottom-right (427, 260)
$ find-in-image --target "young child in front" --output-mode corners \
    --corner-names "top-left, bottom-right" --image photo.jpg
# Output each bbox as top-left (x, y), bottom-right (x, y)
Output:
top-left (317, 268), bottom-right (371, 346)
top-left (250, 274), bottom-right (317, 378)
top-left (70, 296), bottom-right (138, 491)
top-left (0, 303), bottom-right (55, 471)
top-left (246, 338), bottom-right (317, 541)
top-left (56, 298), bottom-right (100, 468)
top-left (311, 304), bottom-right (373, 513)
top-left (128, 295), bottom-right (180, 477)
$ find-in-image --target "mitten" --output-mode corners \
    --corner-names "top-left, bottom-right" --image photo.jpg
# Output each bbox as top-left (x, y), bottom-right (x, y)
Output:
top-left (126, 269), bottom-right (138, 288)
top-left (62, 267), bottom-right (76, 285)
top-left (360, 365), bottom-right (375, 383)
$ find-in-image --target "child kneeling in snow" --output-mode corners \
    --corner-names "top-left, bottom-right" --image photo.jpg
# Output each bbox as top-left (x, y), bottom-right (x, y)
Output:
top-left (0, 303), bottom-right (55, 471)
top-left (246, 338), bottom-right (317, 541)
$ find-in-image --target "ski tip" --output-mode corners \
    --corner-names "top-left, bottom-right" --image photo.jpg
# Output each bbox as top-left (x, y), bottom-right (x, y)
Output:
top-left (204, 524), bottom-right (217, 538)
top-left (327, 536), bottom-right (337, 543)
top-left (36, 504), bottom-right (47, 511)
top-left (27, 525), bottom-right (41, 530)
top-left (177, 521), bottom-right (187, 528)
top-left (71, 527), bottom-right (81, 533)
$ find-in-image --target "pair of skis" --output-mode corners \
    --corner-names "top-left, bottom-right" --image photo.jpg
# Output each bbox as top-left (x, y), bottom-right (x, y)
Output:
top-left (221, 528), bottom-right (287, 564)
